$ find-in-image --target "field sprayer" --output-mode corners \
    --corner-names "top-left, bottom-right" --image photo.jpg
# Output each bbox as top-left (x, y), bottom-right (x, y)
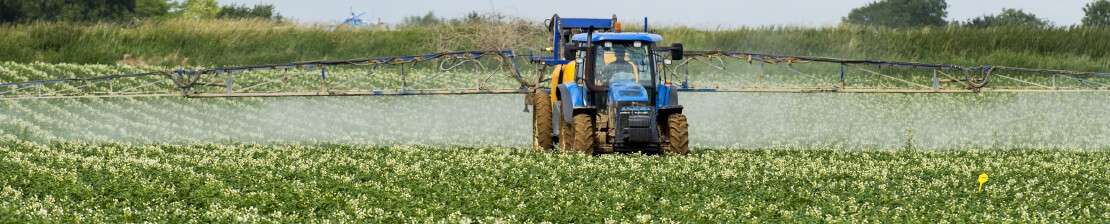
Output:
top-left (2, 14), bottom-right (1109, 155)
top-left (525, 14), bottom-right (688, 155)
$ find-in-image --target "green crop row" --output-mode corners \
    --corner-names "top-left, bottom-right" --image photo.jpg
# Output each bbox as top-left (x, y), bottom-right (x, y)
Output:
top-left (0, 140), bottom-right (1107, 223)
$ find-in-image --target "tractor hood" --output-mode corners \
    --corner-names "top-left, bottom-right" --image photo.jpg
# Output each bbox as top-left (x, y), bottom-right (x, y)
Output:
top-left (608, 80), bottom-right (649, 102)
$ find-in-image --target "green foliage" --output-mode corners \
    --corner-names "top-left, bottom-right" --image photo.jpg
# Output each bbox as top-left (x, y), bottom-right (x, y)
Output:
top-left (0, 19), bottom-right (549, 66)
top-left (0, 0), bottom-right (282, 23)
top-left (1, 20), bottom-right (1109, 69)
top-left (842, 0), bottom-right (949, 29)
top-left (0, 1), bottom-right (20, 22)
top-left (961, 8), bottom-right (1051, 28)
top-left (0, 0), bottom-right (137, 23)
top-left (0, 20), bottom-right (439, 66)
top-left (657, 24), bottom-right (1110, 67)
top-left (17, 127), bottom-right (28, 142)
top-left (1083, 0), bottom-right (1110, 27)
top-left (135, 0), bottom-right (172, 18)
top-left (170, 0), bottom-right (218, 19)
top-left (398, 11), bottom-right (442, 29)
top-left (216, 3), bottom-right (283, 21)
top-left (0, 142), bottom-right (1107, 222)
top-left (0, 0), bottom-right (188, 23)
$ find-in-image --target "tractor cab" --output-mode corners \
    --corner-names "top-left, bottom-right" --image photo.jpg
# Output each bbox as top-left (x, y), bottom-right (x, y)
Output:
top-left (566, 33), bottom-right (665, 111)
top-left (583, 36), bottom-right (655, 88)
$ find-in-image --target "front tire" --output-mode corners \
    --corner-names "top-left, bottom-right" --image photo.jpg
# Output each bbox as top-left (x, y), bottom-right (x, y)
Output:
top-left (665, 113), bottom-right (689, 155)
top-left (559, 108), bottom-right (574, 152)
top-left (532, 93), bottom-right (554, 150)
top-left (573, 113), bottom-right (596, 155)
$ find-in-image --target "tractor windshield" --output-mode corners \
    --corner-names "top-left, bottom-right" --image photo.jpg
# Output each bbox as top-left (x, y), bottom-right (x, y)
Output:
top-left (594, 41), bottom-right (654, 87)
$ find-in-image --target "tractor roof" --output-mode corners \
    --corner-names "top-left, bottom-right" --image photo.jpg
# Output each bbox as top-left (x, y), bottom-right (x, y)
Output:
top-left (571, 33), bottom-right (663, 42)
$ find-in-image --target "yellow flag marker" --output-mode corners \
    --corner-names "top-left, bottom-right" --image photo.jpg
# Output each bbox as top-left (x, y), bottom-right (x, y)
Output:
top-left (978, 173), bottom-right (989, 192)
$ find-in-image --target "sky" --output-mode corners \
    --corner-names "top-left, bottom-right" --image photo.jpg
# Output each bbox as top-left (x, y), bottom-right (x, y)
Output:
top-left (218, 0), bottom-right (1096, 27)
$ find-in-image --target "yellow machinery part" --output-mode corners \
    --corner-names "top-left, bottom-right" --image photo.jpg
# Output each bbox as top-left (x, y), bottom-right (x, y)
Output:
top-left (550, 63), bottom-right (576, 102)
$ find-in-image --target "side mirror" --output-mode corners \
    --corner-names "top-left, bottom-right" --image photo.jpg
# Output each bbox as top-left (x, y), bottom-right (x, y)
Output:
top-left (671, 43), bottom-right (684, 60)
top-left (563, 43), bottom-right (578, 60)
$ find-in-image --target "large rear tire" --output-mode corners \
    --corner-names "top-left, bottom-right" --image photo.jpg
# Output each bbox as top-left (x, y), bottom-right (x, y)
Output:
top-left (532, 93), bottom-right (554, 150)
top-left (573, 113), bottom-right (596, 155)
top-left (665, 113), bottom-right (689, 155)
top-left (559, 109), bottom-right (574, 152)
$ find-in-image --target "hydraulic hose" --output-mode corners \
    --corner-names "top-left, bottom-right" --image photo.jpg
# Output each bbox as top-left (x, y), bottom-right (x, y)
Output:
top-left (963, 66), bottom-right (993, 89)
top-left (546, 14), bottom-right (559, 32)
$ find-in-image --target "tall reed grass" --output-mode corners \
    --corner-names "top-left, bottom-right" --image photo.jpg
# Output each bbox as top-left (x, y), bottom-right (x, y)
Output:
top-left (0, 19), bottom-right (435, 66)
top-left (659, 25), bottom-right (1110, 69)
top-left (1, 19), bottom-right (1107, 71)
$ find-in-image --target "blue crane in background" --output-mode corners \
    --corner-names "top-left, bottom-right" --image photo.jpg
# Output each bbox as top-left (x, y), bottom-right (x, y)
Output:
top-left (340, 7), bottom-right (370, 26)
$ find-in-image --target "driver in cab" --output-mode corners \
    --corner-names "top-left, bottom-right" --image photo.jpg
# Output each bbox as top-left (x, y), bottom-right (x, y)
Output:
top-left (597, 44), bottom-right (640, 86)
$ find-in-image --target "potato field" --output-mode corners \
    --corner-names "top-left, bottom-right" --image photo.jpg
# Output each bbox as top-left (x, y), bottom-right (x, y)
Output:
top-left (2, 142), bottom-right (1109, 223)
top-left (2, 61), bottom-right (1109, 222)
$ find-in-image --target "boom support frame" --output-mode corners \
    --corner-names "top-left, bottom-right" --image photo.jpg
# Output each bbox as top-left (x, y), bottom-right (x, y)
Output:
top-left (3, 49), bottom-right (1109, 100)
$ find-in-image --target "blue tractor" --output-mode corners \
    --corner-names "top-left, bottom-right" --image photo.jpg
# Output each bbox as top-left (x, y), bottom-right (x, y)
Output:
top-left (530, 14), bottom-right (687, 155)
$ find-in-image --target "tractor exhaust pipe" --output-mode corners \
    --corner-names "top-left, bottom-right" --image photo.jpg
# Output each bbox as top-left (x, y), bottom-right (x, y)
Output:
top-left (582, 26), bottom-right (609, 92)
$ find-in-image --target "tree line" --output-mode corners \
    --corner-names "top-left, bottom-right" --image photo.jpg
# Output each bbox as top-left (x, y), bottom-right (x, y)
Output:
top-left (0, 0), bottom-right (282, 23)
top-left (394, 0), bottom-right (1110, 30)
top-left (843, 0), bottom-right (1110, 29)
top-left (4, 0), bottom-right (1109, 29)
